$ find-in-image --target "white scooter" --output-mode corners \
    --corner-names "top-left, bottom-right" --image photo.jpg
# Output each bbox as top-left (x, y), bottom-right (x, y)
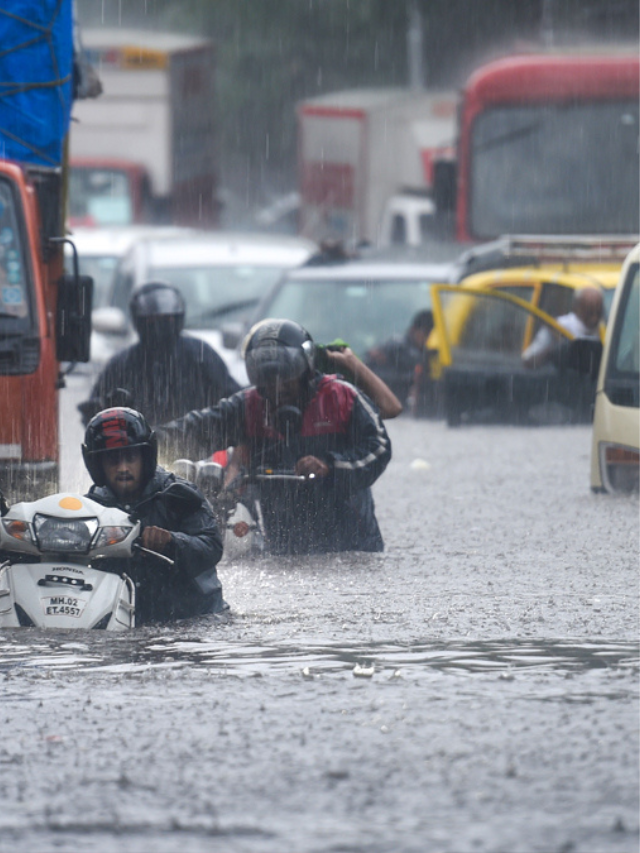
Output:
top-left (0, 492), bottom-right (166, 630)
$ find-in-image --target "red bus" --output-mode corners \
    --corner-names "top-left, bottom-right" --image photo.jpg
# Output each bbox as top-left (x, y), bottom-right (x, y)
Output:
top-left (453, 50), bottom-right (640, 243)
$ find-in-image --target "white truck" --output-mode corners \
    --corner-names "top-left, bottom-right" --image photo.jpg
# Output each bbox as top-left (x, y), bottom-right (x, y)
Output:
top-left (69, 29), bottom-right (218, 228)
top-left (297, 88), bottom-right (456, 248)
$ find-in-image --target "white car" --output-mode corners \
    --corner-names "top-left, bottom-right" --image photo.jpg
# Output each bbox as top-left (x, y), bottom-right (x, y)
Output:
top-left (590, 242), bottom-right (639, 493)
top-left (94, 231), bottom-right (317, 383)
top-left (65, 225), bottom-right (197, 369)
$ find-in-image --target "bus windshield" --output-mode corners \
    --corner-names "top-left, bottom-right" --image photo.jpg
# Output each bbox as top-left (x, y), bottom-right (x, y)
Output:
top-left (0, 178), bottom-right (33, 332)
top-left (469, 101), bottom-right (639, 238)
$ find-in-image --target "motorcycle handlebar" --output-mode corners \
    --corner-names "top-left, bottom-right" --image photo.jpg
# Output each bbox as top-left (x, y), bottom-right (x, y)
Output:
top-left (252, 469), bottom-right (315, 482)
top-left (132, 541), bottom-right (175, 566)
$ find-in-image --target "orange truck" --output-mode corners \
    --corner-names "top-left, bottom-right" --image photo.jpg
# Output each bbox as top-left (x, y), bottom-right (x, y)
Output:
top-left (0, 2), bottom-right (92, 499)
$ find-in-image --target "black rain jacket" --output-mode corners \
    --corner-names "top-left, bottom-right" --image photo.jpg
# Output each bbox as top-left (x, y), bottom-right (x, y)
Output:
top-left (159, 373), bottom-right (391, 554)
top-left (79, 335), bottom-right (240, 427)
top-left (87, 467), bottom-right (225, 624)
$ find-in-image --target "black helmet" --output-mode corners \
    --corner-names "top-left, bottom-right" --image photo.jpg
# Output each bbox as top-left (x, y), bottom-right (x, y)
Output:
top-left (130, 281), bottom-right (186, 337)
top-left (242, 319), bottom-right (315, 388)
top-left (82, 407), bottom-right (157, 486)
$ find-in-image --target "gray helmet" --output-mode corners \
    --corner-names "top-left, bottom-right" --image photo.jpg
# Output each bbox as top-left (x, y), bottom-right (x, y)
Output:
top-left (130, 282), bottom-right (186, 335)
top-left (242, 319), bottom-right (315, 388)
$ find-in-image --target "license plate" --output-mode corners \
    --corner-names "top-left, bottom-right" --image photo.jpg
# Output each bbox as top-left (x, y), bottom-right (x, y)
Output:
top-left (41, 595), bottom-right (87, 618)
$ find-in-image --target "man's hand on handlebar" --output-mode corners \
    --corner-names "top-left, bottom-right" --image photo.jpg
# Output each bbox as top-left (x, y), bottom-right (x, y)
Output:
top-left (141, 525), bottom-right (173, 554)
top-left (295, 456), bottom-right (329, 478)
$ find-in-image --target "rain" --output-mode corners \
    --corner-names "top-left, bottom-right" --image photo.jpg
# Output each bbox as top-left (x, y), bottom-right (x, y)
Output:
top-left (0, 2), bottom-right (638, 852)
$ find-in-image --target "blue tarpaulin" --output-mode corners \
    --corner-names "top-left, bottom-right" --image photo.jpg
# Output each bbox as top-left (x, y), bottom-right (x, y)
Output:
top-left (0, 0), bottom-right (73, 167)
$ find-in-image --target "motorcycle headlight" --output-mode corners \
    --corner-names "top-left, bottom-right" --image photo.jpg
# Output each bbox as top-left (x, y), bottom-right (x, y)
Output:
top-left (33, 514), bottom-right (98, 554)
top-left (93, 525), bottom-right (134, 549)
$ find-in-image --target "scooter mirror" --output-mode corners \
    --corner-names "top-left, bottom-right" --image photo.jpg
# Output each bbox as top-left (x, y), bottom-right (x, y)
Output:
top-left (172, 459), bottom-right (198, 483)
top-left (196, 462), bottom-right (225, 496)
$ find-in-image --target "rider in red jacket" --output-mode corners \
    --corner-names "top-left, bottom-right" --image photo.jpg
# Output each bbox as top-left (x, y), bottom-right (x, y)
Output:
top-left (159, 319), bottom-right (391, 554)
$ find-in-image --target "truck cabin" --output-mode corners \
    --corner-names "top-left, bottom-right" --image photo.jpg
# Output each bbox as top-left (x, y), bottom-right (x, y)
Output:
top-left (432, 51), bottom-right (640, 244)
top-left (68, 159), bottom-right (153, 227)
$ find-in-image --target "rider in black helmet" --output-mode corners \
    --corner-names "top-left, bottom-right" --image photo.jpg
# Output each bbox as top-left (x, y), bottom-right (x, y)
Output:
top-left (79, 281), bottom-right (240, 427)
top-left (130, 281), bottom-right (186, 347)
top-left (157, 319), bottom-right (391, 555)
top-left (83, 406), bottom-right (226, 624)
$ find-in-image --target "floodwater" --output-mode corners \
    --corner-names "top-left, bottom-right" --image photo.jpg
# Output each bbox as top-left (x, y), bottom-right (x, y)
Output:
top-left (1, 382), bottom-right (638, 853)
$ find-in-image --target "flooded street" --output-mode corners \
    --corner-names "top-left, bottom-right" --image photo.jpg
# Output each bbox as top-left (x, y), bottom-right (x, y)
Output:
top-left (1, 379), bottom-right (638, 853)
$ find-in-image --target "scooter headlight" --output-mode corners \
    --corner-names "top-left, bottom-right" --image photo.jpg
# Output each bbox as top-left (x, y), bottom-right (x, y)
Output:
top-left (33, 514), bottom-right (98, 554)
top-left (93, 525), bottom-right (134, 549)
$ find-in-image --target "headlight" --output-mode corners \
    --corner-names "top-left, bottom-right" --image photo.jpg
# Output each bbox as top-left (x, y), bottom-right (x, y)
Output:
top-left (93, 525), bottom-right (134, 549)
top-left (33, 514), bottom-right (98, 554)
top-left (599, 443), bottom-right (640, 493)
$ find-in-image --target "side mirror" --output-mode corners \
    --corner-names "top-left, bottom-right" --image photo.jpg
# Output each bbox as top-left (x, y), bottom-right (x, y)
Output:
top-left (56, 273), bottom-right (93, 362)
top-left (221, 321), bottom-right (244, 350)
top-left (172, 459), bottom-right (198, 483)
top-left (433, 159), bottom-right (457, 214)
top-left (92, 306), bottom-right (129, 336)
top-left (196, 462), bottom-right (225, 497)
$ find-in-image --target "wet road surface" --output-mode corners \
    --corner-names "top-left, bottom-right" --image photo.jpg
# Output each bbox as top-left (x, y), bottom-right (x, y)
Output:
top-left (0, 379), bottom-right (638, 853)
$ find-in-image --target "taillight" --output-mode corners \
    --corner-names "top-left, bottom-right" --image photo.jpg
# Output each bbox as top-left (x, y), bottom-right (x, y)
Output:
top-left (600, 444), bottom-right (640, 493)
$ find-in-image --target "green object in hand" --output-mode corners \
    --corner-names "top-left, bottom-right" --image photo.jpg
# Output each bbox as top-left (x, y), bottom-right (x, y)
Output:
top-left (315, 339), bottom-right (356, 383)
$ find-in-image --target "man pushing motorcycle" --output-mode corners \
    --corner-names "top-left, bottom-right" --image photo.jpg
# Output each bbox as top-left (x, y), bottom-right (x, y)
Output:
top-left (158, 319), bottom-right (392, 555)
top-left (83, 407), bottom-right (227, 624)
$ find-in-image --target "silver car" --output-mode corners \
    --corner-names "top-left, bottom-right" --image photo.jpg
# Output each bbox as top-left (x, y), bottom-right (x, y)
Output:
top-left (92, 231), bottom-right (317, 381)
top-left (224, 257), bottom-right (456, 386)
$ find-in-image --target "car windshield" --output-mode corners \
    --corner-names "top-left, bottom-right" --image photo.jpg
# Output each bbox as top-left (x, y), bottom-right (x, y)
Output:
top-left (607, 262), bottom-right (639, 383)
top-left (260, 277), bottom-right (435, 357)
top-left (152, 264), bottom-right (289, 328)
top-left (602, 286), bottom-right (617, 320)
top-left (470, 101), bottom-right (639, 238)
top-left (0, 177), bottom-right (33, 333)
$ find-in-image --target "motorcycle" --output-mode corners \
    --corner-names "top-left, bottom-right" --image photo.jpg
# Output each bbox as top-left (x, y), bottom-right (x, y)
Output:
top-left (172, 457), bottom-right (316, 557)
top-left (0, 492), bottom-right (173, 630)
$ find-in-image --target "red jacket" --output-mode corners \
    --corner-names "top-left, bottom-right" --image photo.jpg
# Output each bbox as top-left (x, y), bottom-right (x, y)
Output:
top-left (161, 374), bottom-right (391, 553)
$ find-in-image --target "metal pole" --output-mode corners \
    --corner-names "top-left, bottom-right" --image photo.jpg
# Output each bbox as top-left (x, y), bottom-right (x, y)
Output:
top-left (407, 0), bottom-right (425, 90)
